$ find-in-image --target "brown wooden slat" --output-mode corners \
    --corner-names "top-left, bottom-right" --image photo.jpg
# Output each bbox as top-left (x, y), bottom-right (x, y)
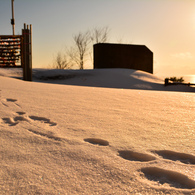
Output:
top-left (0, 62), bottom-right (20, 64)
top-left (0, 61), bottom-right (20, 64)
top-left (0, 66), bottom-right (22, 68)
top-left (0, 51), bottom-right (20, 54)
top-left (0, 54), bottom-right (21, 59)
top-left (0, 54), bottom-right (20, 56)
top-left (0, 62), bottom-right (19, 64)
top-left (0, 44), bottom-right (21, 47)
top-left (0, 59), bottom-right (20, 61)
top-left (0, 57), bottom-right (20, 59)
top-left (0, 54), bottom-right (21, 57)
top-left (0, 35), bottom-right (21, 39)
top-left (0, 59), bottom-right (20, 62)
top-left (0, 50), bottom-right (20, 52)
top-left (0, 49), bottom-right (20, 51)
top-left (0, 61), bottom-right (20, 63)
top-left (0, 40), bottom-right (21, 43)
top-left (0, 48), bottom-right (21, 50)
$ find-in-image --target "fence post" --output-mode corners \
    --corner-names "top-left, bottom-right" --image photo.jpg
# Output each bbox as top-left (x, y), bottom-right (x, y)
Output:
top-left (29, 24), bottom-right (32, 80)
top-left (22, 24), bottom-right (26, 80)
top-left (22, 23), bottom-right (32, 81)
top-left (164, 78), bottom-right (169, 86)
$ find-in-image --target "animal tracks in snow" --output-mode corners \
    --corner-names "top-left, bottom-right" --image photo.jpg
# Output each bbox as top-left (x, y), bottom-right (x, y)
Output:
top-left (2, 115), bottom-right (28, 126)
top-left (1, 98), bottom-right (58, 141)
top-left (1, 98), bottom-right (57, 127)
top-left (84, 137), bottom-right (195, 191)
top-left (2, 113), bottom-right (57, 127)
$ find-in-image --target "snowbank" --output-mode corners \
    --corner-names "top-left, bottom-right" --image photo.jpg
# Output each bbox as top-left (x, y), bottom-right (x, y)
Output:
top-left (33, 68), bottom-right (195, 92)
top-left (1, 68), bottom-right (194, 92)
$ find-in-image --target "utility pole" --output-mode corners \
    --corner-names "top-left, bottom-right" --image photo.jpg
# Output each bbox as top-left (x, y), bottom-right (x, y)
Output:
top-left (11, 0), bottom-right (15, 35)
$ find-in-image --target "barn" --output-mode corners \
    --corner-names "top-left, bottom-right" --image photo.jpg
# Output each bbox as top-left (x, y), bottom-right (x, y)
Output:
top-left (93, 43), bottom-right (153, 74)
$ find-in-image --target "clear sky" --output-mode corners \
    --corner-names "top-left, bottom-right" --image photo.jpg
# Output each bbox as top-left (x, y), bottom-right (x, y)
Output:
top-left (0, 0), bottom-right (195, 76)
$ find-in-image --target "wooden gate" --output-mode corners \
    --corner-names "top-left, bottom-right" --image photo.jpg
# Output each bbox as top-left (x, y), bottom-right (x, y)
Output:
top-left (0, 24), bottom-right (32, 81)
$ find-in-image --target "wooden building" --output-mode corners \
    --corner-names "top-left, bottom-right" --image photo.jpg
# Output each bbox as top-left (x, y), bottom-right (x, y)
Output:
top-left (94, 43), bottom-right (153, 74)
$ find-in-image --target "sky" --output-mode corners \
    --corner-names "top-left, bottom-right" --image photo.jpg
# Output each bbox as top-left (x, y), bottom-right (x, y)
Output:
top-left (0, 0), bottom-right (195, 76)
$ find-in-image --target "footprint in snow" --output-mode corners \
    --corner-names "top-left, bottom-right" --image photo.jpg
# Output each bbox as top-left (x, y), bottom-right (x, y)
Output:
top-left (29, 116), bottom-right (57, 126)
top-left (2, 115), bottom-right (29, 126)
top-left (84, 138), bottom-right (109, 146)
top-left (140, 167), bottom-right (195, 189)
top-left (152, 150), bottom-right (195, 165)
top-left (16, 111), bottom-right (26, 115)
top-left (6, 98), bottom-right (17, 102)
top-left (118, 150), bottom-right (156, 162)
top-left (137, 149), bottom-right (195, 191)
top-left (1, 98), bottom-right (21, 108)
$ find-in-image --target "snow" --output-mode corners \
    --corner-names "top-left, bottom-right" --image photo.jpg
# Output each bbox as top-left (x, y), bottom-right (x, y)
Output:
top-left (0, 68), bottom-right (195, 194)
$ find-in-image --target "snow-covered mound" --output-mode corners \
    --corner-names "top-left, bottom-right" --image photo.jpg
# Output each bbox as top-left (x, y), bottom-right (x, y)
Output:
top-left (35, 68), bottom-right (193, 92)
top-left (0, 68), bottom-right (194, 92)
top-left (33, 68), bottom-right (164, 90)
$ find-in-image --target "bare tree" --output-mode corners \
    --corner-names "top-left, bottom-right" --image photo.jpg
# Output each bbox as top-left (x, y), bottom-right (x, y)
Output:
top-left (53, 52), bottom-right (72, 69)
top-left (90, 26), bottom-right (109, 44)
top-left (87, 26), bottom-right (110, 65)
top-left (59, 27), bottom-right (110, 70)
top-left (69, 31), bottom-right (90, 69)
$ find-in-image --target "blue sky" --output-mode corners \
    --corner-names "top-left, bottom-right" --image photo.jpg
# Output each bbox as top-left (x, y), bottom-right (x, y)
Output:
top-left (0, 0), bottom-right (195, 76)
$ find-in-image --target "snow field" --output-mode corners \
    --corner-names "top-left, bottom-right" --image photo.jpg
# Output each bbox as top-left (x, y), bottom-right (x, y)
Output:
top-left (0, 68), bottom-right (194, 194)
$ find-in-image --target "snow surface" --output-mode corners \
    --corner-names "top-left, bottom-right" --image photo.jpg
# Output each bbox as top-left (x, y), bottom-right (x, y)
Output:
top-left (0, 68), bottom-right (195, 194)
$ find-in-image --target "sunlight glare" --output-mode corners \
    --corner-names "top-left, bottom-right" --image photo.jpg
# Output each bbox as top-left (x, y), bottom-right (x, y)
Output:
top-left (191, 76), bottom-right (195, 84)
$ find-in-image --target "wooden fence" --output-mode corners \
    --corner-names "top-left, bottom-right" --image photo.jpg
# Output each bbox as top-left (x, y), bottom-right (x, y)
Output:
top-left (0, 35), bottom-right (21, 67)
top-left (164, 78), bottom-right (195, 87)
top-left (0, 23), bottom-right (32, 81)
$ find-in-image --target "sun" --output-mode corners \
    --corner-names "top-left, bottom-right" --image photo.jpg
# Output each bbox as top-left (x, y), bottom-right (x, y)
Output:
top-left (191, 76), bottom-right (195, 84)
